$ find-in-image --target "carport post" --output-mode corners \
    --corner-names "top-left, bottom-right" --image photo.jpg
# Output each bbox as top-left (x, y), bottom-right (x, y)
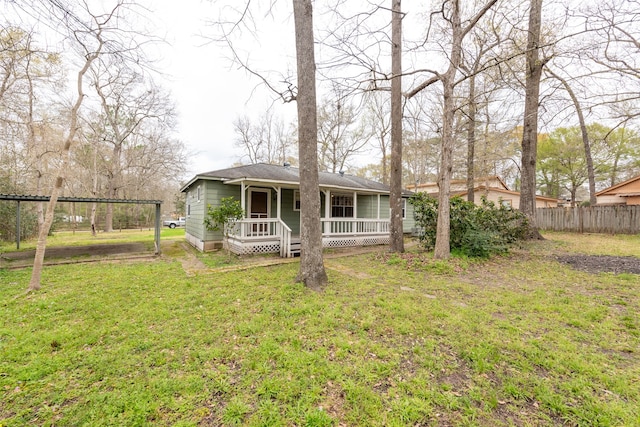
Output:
top-left (16, 200), bottom-right (20, 249)
top-left (154, 203), bottom-right (161, 255)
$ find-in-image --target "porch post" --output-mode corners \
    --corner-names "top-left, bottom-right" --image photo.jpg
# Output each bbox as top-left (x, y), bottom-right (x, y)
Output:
top-left (324, 190), bottom-right (331, 234)
top-left (16, 200), bottom-right (20, 250)
top-left (377, 194), bottom-right (381, 233)
top-left (353, 191), bottom-right (357, 218)
top-left (276, 186), bottom-right (281, 220)
top-left (154, 202), bottom-right (161, 255)
top-left (241, 182), bottom-right (246, 218)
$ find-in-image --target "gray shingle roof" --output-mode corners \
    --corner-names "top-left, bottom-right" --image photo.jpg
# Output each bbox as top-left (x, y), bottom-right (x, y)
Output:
top-left (187, 163), bottom-right (404, 194)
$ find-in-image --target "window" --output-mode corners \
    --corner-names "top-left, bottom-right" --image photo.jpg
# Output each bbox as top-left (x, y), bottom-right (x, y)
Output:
top-left (402, 198), bottom-right (406, 219)
top-left (293, 190), bottom-right (301, 211)
top-left (500, 199), bottom-right (512, 207)
top-left (197, 186), bottom-right (201, 202)
top-left (331, 194), bottom-right (354, 218)
top-left (187, 204), bottom-right (191, 216)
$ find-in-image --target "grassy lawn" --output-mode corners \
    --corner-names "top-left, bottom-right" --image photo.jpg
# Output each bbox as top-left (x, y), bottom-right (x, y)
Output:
top-left (1, 232), bottom-right (639, 426)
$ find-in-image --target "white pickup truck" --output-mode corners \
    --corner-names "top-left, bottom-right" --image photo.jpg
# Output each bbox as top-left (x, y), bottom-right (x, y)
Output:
top-left (163, 217), bottom-right (186, 228)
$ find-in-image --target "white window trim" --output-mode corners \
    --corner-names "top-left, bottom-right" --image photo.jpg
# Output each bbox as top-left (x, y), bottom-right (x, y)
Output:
top-left (330, 193), bottom-right (354, 218)
top-left (293, 190), bottom-right (301, 211)
top-left (248, 188), bottom-right (271, 218)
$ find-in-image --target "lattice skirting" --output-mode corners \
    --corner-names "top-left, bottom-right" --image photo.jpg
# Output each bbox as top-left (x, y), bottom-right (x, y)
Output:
top-left (225, 235), bottom-right (389, 256)
top-left (322, 235), bottom-right (390, 248)
top-left (227, 238), bottom-right (281, 255)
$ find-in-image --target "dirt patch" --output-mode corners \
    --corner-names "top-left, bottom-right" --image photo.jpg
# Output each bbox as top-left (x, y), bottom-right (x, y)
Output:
top-left (0, 243), bottom-right (152, 269)
top-left (556, 254), bottom-right (640, 274)
top-left (177, 242), bottom-right (208, 276)
top-left (1, 243), bottom-right (147, 260)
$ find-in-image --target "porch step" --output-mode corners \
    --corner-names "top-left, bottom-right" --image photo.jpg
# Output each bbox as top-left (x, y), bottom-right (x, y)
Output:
top-left (289, 238), bottom-right (301, 257)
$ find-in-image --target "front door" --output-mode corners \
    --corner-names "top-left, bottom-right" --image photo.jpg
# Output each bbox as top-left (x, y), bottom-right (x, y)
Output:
top-left (249, 189), bottom-right (270, 235)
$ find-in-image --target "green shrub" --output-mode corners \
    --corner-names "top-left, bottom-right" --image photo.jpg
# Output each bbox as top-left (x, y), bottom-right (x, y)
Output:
top-left (461, 228), bottom-right (506, 258)
top-left (409, 193), bottom-right (529, 257)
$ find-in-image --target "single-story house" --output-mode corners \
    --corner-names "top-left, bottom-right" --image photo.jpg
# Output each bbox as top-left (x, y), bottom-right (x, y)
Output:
top-left (180, 163), bottom-right (415, 257)
top-left (407, 176), bottom-right (558, 208)
top-left (596, 175), bottom-right (640, 205)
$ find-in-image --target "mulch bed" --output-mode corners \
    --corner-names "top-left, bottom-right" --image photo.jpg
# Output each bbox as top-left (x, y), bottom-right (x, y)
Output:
top-left (556, 254), bottom-right (640, 275)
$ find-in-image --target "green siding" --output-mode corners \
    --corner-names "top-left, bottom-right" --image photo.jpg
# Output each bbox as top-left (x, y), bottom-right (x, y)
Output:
top-left (403, 197), bottom-right (416, 233)
top-left (356, 194), bottom-right (381, 218)
top-left (379, 195), bottom-right (391, 219)
top-left (280, 188), bottom-right (301, 235)
top-left (185, 180), bottom-right (240, 241)
top-left (375, 195), bottom-right (417, 233)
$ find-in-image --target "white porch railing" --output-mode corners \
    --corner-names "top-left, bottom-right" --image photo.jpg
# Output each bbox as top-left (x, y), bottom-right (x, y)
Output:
top-left (321, 218), bottom-right (390, 235)
top-left (226, 218), bottom-right (293, 257)
top-left (225, 218), bottom-right (390, 257)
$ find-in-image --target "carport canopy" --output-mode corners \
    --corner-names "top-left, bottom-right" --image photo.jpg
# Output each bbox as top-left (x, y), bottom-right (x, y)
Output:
top-left (0, 194), bottom-right (163, 254)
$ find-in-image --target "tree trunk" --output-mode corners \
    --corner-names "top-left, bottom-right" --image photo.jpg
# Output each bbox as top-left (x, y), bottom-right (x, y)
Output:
top-left (434, 79), bottom-right (455, 259)
top-left (105, 143), bottom-right (121, 232)
top-left (547, 69), bottom-right (597, 206)
top-left (389, 0), bottom-right (404, 253)
top-left (90, 142), bottom-right (98, 236)
top-left (36, 173), bottom-right (44, 229)
top-left (28, 30), bottom-right (102, 291)
top-left (434, 0), bottom-right (462, 260)
top-left (293, 0), bottom-right (327, 291)
top-left (519, 0), bottom-right (544, 239)
top-left (466, 73), bottom-right (477, 203)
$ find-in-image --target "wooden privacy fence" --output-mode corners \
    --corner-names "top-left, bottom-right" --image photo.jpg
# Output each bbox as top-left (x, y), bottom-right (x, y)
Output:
top-left (536, 206), bottom-right (640, 234)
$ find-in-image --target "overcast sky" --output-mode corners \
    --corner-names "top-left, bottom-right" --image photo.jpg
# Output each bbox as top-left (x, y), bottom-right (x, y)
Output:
top-left (147, 1), bottom-right (300, 178)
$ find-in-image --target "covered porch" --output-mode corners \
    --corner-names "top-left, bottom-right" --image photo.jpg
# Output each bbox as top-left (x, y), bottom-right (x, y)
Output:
top-left (223, 178), bottom-right (392, 257)
top-left (225, 217), bottom-right (390, 258)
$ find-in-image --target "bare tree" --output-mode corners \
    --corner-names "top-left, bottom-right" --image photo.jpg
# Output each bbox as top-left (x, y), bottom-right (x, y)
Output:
top-left (363, 91), bottom-right (391, 184)
top-left (585, 0), bottom-right (640, 127)
top-left (211, 0), bottom-right (327, 289)
top-left (545, 68), bottom-right (597, 205)
top-left (28, 5), bottom-right (107, 291)
top-left (14, 0), bottom-right (155, 291)
top-left (234, 111), bottom-right (293, 165)
top-left (460, 16), bottom-right (505, 203)
top-left (293, 0), bottom-right (328, 290)
top-left (0, 26), bottom-right (63, 225)
top-left (317, 90), bottom-right (370, 173)
top-left (90, 61), bottom-right (175, 232)
top-left (405, 0), bottom-right (498, 259)
top-left (519, 0), bottom-right (547, 238)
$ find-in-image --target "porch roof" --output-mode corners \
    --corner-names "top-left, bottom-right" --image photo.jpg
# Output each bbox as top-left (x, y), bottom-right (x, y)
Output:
top-left (182, 163), bottom-right (413, 195)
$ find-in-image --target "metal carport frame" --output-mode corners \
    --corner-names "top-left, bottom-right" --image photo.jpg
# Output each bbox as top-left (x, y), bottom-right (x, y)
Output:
top-left (0, 194), bottom-right (163, 254)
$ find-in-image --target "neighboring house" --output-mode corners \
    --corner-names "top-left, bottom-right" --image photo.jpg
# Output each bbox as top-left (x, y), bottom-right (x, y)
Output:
top-left (407, 176), bottom-right (558, 209)
top-left (407, 176), bottom-right (510, 194)
top-left (457, 186), bottom-right (558, 208)
top-left (596, 175), bottom-right (640, 205)
top-left (180, 163), bottom-right (415, 257)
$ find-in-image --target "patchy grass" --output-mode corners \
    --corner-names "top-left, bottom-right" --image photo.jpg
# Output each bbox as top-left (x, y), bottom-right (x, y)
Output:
top-left (541, 231), bottom-right (640, 257)
top-left (1, 233), bottom-right (639, 426)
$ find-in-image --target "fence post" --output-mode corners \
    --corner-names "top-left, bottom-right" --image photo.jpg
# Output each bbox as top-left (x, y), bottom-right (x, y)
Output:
top-left (16, 200), bottom-right (21, 250)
